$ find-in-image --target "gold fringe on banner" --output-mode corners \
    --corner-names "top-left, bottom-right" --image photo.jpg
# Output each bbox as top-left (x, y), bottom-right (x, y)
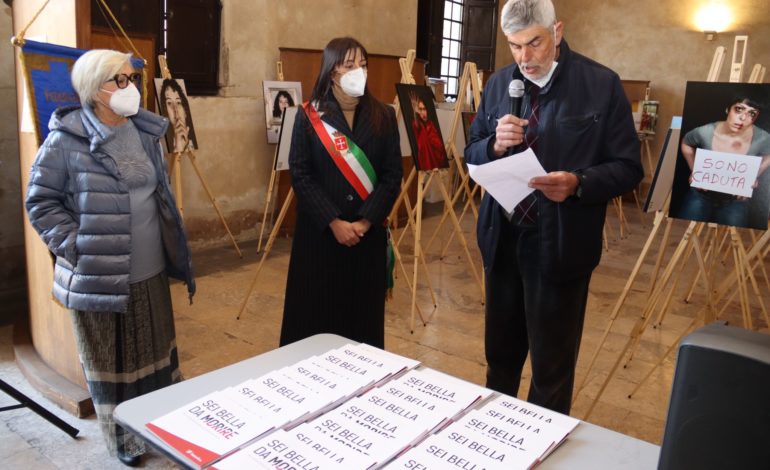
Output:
top-left (15, 44), bottom-right (42, 146)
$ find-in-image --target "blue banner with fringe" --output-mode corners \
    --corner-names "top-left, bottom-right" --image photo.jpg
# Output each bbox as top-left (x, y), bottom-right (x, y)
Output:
top-left (20, 40), bottom-right (144, 144)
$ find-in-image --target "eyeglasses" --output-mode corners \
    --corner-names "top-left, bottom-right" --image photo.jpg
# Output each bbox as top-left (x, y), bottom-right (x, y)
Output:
top-left (106, 73), bottom-right (142, 89)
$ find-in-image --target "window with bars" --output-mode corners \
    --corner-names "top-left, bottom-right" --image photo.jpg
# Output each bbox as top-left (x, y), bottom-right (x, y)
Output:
top-left (91, 0), bottom-right (221, 96)
top-left (161, 0), bottom-right (222, 95)
top-left (417, 0), bottom-right (498, 100)
top-left (440, 0), bottom-right (464, 98)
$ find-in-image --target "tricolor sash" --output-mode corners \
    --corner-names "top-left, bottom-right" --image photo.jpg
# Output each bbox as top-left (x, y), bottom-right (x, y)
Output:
top-left (304, 101), bottom-right (377, 200)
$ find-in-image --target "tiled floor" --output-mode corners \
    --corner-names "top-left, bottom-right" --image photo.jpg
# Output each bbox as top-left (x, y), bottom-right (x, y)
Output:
top-left (1, 201), bottom-right (768, 468)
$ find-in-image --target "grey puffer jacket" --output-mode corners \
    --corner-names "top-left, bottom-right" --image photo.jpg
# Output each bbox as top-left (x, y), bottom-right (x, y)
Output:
top-left (25, 105), bottom-right (195, 313)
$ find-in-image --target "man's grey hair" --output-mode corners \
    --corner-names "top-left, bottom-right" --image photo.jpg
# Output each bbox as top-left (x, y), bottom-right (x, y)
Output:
top-left (500, 0), bottom-right (556, 35)
top-left (71, 49), bottom-right (133, 107)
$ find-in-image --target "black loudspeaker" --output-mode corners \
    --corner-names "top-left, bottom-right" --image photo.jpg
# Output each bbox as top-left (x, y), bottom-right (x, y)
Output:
top-left (658, 322), bottom-right (770, 470)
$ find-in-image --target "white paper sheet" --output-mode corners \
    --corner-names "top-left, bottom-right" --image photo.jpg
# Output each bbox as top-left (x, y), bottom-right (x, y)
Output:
top-left (466, 148), bottom-right (547, 213)
top-left (691, 148), bottom-right (761, 198)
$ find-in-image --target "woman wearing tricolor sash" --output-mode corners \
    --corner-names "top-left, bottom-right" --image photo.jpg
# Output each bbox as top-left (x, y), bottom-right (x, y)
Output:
top-left (280, 37), bottom-right (403, 348)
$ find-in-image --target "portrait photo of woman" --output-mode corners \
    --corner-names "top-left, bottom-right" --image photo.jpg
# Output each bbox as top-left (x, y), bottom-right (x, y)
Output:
top-left (263, 81), bottom-right (302, 144)
top-left (396, 84), bottom-right (449, 171)
top-left (272, 89), bottom-right (295, 120)
top-left (154, 78), bottom-right (198, 153)
top-left (669, 82), bottom-right (770, 230)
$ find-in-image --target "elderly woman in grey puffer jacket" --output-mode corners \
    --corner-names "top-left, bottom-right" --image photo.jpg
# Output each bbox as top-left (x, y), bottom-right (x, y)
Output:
top-left (25, 49), bottom-right (194, 467)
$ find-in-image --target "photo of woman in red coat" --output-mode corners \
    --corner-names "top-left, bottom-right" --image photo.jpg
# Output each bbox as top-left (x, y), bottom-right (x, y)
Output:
top-left (397, 85), bottom-right (449, 171)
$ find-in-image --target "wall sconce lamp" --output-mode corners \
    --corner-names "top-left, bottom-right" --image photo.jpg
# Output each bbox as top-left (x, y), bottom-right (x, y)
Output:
top-left (694, 3), bottom-right (732, 40)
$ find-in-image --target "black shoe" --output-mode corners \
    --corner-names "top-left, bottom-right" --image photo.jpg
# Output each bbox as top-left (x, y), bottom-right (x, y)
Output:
top-left (117, 450), bottom-right (141, 467)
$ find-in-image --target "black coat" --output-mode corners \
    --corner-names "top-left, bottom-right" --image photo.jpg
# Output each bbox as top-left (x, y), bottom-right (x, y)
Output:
top-left (465, 40), bottom-right (643, 281)
top-left (280, 95), bottom-right (402, 347)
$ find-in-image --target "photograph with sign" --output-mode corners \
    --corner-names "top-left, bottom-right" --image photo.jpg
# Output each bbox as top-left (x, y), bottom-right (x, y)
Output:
top-left (668, 82), bottom-right (770, 230)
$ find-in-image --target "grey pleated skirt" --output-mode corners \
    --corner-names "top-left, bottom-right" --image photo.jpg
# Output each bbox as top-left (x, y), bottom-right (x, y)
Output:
top-left (70, 271), bottom-right (181, 458)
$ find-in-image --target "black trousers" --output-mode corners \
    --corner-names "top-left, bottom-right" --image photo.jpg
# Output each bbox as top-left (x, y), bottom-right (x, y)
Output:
top-left (484, 220), bottom-right (591, 415)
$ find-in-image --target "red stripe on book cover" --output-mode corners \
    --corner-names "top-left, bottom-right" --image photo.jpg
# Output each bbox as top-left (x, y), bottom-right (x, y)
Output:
top-left (146, 422), bottom-right (221, 467)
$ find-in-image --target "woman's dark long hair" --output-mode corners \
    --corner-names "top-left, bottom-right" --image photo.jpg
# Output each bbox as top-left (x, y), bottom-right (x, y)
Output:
top-left (272, 90), bottom-right (295, 118)
top-left (310, 37), bottom-right (389, 134)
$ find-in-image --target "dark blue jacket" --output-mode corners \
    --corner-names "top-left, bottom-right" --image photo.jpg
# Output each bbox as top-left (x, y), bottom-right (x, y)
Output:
top-left (26, 106), bottom-right (195, 312)
top-left (465, 40), bottom-right (643, 280)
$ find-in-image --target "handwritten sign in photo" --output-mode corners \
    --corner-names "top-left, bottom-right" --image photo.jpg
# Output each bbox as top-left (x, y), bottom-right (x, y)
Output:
top-left (691, 149), bottom-right (761, 198)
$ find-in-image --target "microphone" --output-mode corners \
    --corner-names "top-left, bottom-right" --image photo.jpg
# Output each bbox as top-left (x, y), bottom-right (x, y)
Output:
top-left (508, 79), bottom-right (525, 117)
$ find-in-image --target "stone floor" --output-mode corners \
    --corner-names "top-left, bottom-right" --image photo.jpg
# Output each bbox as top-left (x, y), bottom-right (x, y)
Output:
top-left (1, 200), bottom-right (768, 469)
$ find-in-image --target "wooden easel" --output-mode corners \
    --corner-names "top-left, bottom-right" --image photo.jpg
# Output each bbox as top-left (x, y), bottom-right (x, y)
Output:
top-left (424, 62), bottom-right (483, 258)
top-left (622, 229), bottom-right (770, 403)
top-left (580, 219), bottom-right (716, 420)
top-left (240, 62), bottom-right (310, 319)
top-left (258, 60), bottom-right (286, 253)
top-left (749, 63), bottom-right (766, 83)
top-left (578, 45), bottom-right (769, 419)
top-left (237, 186), bottom-right (294, 319)
top-left (576, 49), bottom-right (720, 414)
top-left (403, 137), bottom-right (485, 332)
top-left (574, 46), bottom-right (729, 409)
top-left (158, 56), bottom-right (242, 257)
top-left (385, 49), bottom-right (439, 329)
top-left (387, 54), bottom-right (485, 331)
top-left (639, 49), bottom-right (767, 333)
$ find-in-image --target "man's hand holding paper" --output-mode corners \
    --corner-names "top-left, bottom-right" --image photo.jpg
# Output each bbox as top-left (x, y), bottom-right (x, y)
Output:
top-left (466, 148), bottom-right (547, 213)
top-left (530, 170), bottom-right (581, 202)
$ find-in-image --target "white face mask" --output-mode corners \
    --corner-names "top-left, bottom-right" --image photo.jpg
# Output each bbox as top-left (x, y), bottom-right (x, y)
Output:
top-left (339, 67), bottom-right (367, 97)
top-left (100, 82), bottom-right (141, 117)
top-left (526, 61), bottom-right (558, 88)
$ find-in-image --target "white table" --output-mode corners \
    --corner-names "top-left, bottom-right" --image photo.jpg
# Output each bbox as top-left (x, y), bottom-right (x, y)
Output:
top-left (114, 334), bottom-right (660, 469)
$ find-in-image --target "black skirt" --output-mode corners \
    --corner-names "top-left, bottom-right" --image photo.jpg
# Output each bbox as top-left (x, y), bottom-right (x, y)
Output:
top-left (280, 214), bottom-right (387, 348)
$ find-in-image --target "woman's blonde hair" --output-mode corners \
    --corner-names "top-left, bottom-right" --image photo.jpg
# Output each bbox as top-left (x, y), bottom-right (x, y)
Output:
top-left (70, 49), bottom-right (133, 106)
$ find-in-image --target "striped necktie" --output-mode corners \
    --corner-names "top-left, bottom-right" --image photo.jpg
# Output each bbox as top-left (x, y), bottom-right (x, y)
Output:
top-left (511, 83), bottom-right (541, 225)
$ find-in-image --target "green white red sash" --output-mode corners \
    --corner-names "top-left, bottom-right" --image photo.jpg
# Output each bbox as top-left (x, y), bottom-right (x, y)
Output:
top-left (304, 101), bottom-right (377, 200)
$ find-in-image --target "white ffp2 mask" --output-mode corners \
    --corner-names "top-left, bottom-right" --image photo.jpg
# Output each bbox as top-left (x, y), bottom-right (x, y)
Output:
top-left (101, 82), bottom-right (141, 117)
top-left (339, 67), bottom-right (367, 97)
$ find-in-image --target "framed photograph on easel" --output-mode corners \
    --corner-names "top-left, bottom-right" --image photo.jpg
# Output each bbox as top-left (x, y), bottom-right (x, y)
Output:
top-left (396, 84), bottom-right (449, 171)
top-left (155, 78), bottom-right (198, 153)
top-left (263, 81), bottom-right (302, 144)
top-left (668, 82), bottom-right (770, 230)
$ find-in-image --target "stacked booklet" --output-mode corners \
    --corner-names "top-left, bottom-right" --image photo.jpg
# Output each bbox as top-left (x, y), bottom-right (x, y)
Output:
top-left (388, 394), bottom-right (579, 469)
top-left (215, 366), bottom-right (492, 469)
top-left (146, 343), bottom-right (418, 469)
top-left (146, 342), bottom-right (580, 469)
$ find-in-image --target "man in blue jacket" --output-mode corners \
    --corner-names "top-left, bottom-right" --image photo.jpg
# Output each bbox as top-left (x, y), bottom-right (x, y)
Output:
top-left (465, 0), bottom-right (643, 414)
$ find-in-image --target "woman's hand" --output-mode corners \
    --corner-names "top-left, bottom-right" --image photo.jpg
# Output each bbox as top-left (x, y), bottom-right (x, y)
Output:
top-left (351, 219), bottom-right (371, 238)
top-left (737, 179), bottom-right (760, 201)
top-left (689, 172), bottom-right (709, 192)
top-left (330, 218), bottom-right (361, 247)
